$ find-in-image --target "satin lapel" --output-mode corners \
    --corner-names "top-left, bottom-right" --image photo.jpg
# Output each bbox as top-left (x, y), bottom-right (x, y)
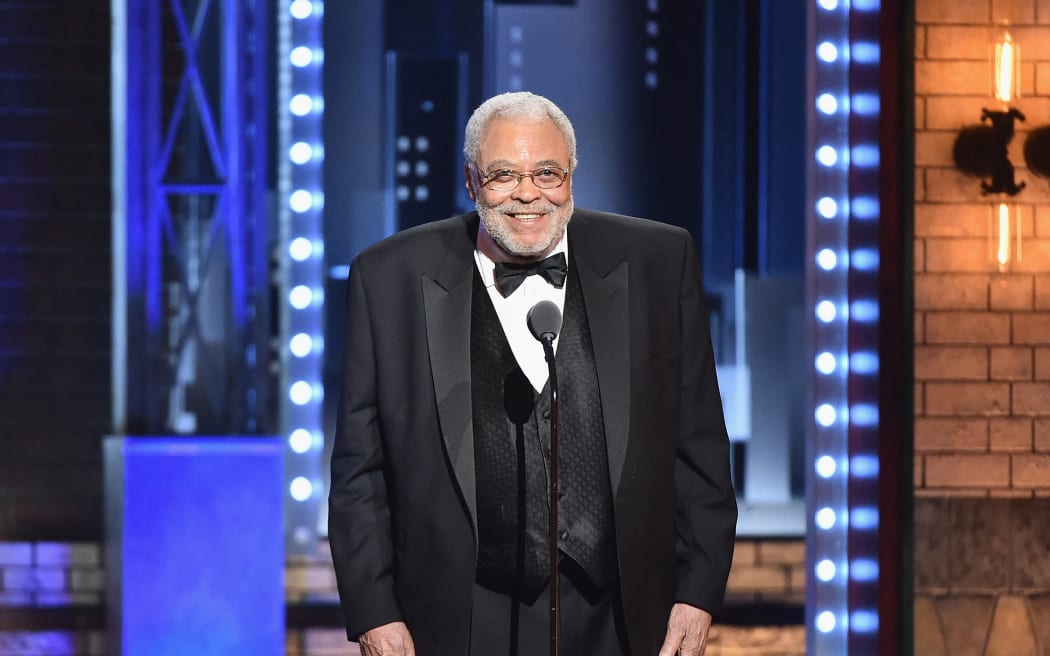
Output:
top-left (574, 252), bottom-right (630, 496)
top-left (422, 231), bottom-right (477, 539)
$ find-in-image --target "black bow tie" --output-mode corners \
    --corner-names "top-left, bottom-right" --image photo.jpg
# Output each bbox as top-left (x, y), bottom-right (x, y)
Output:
top-left (493, 252), bottom-right (568, 297)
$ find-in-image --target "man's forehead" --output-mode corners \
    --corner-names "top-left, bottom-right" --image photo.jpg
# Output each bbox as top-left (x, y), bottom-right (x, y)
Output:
top-left (478, 117), bottom-right (569, 161)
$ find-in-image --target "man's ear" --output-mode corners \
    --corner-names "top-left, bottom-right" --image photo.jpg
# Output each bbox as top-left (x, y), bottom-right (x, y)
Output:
top-left (464, 163), bottom-right (477, 201)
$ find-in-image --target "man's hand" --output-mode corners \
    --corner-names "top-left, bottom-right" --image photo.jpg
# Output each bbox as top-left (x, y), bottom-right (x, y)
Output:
top-left (657, 603), bottom-right (713, 656)
top-left (358, 621), bottom-right (415, 656)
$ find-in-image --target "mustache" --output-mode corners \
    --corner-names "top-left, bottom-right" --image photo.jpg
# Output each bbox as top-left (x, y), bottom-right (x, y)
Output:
top-left (487, 202), bottom-right (557, 215)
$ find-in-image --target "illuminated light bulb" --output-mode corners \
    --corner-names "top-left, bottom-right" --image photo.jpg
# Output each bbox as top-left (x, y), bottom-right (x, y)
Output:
top-left (289, 381), bottom-right (314, 405)
top-left (994, 29), bottom-right (1020, 104)
top-left (290, 46), bottom-right (313, 67)
top-left (290, 333), bottom-right (313, 357)
top-left (851, 559), bottom-right (879, 582)
top-left (851, 506), bottom-right (879, 529)
top-left (816, 145), bottom-right (838, 166)
top-left (851, 196), bottom-right (878, 219)
top-left (991, 203), bottom-right (1021, 272)
top-left (817, 41), bottom-right (838, 63)
top-left (815, 352), bottom-right (837, 375)
top-left (998, 203), bottom-right (1010, 267)
top-left (816, 611), bottom-right (837, 633)
top-left (290, 142), bottom-right (313, 164)
top-left (815, 455), bottom-right (837, 478)
top-left (816, 559), bottom-right (836, 582)
top-left (851, 610), bottom-right (878, 633)
top-left (852, 144), bottom-right (879, 167)
top-left (289, 285), bottom-right (313, 309)
top-left (851, 41), bottom-right (879, 64)
top-left (817, 248), bottom-right (837, 270)
top-left (850, 351), bottom-right (879, 374)
top-left (290, 189), bottom-right (314, 212)
top-left (290, 94), bottom-right (314, 116)
top-left (992, 202), bottom-right (1023, 272)
top-left (850, 300), bottom-right (879, 322)
top-left (850, 404), bottom-right (879, 427)
top-left (289, 429), bottom-right (313, 453)
top-left (815, 403), bottom-right (837, 427)
top-left (816, 300), bottom-right (836, 323)
top-left (816, 93), bottom-right (838, 114)
top-left (816, 197), bottom-right (838, 218)
top-left (289, 237), bottom-right (313, 261)
top-left (851, 248), bottom-right (878, 271)
top-left (816, 507), bottom-right (837, 530)
top-left (290, 476), bottom-right (313, 501)
top-left (851, 454), bottom-right (879, 478)
top-left (852, 93), bottom-right (878, 115)
top-left (290, 0), bottom-right (313, 19)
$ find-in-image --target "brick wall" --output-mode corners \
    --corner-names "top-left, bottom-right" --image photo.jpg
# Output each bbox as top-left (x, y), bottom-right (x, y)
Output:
top-left (0, 1), bottom-right (112, 540)
top-left (725, 539), bottom-right (806, 607)
top-left (914, 1), bottom-right (1050, 652)
top-left (286, 537), bottom-right (808, 653)
top-left (0, 537), bottom-right (806, 655)
top-left (0, 542), bottom-right (104, 654)
top-left (915, 0), bottom-right (1050, 498)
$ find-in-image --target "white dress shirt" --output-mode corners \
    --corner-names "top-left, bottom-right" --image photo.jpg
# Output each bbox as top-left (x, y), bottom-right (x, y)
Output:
top-left (474, 224), bottom-right (568, 393)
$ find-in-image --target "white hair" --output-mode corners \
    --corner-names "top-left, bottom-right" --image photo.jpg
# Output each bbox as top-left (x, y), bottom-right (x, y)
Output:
top-left (463, 91), bottom-right (578, 170)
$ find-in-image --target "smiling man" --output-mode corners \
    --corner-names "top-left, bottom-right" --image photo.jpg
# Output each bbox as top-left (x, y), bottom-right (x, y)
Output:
top-left (329, 91), bottom-right (737, 656)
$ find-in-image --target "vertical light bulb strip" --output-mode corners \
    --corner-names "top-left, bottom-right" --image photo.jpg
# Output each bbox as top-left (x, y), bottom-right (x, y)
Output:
top-left (279, 0), bottom-right (325, 552)
top-left (809, 1), bottom-right (885, 651)
top-left (807, 0), bottom-right (850, 652)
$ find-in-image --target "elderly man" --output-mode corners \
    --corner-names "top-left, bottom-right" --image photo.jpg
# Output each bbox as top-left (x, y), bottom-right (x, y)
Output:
top-left (329, 91), bottom-right (737, 656)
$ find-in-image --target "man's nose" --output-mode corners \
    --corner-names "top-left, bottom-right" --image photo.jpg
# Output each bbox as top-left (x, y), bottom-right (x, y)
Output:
top-left (512, 175), bottom-right (541, 202)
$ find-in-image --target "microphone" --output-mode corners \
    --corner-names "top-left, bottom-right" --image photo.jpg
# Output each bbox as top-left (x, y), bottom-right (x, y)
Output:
top-left (527, 300), bottom-right (562, 344)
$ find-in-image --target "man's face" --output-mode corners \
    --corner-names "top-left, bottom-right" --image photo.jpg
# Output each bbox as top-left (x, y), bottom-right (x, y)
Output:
top-left (466, 117), bottom-right (574, 261)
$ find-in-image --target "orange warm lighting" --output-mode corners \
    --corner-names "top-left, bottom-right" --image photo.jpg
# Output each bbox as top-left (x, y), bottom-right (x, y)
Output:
top-left (993, 29), bottom-right (1020, 104)
top-left (992, 203), bottom-right (1022, 271)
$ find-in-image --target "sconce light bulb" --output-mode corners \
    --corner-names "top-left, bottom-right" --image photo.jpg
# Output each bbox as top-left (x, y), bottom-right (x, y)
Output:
top-left (992, 203), bottom-right (1022, 272)
top-left (994, 31), bottom-right (1019, 104)
top-left (997, 204), bottom-right (1009, 267)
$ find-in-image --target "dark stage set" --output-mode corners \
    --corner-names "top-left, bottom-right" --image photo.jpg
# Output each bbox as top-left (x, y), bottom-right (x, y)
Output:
top-left (0, 0), bottom-right (908, 654)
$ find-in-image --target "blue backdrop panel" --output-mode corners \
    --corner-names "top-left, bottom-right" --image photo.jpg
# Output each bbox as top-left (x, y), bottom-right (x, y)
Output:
top-left (104, 437), bottom-right (284, 656)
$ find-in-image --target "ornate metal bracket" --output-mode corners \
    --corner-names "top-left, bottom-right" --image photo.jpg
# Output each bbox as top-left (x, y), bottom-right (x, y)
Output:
top-left (952, 107), bottom-right (1026, 196)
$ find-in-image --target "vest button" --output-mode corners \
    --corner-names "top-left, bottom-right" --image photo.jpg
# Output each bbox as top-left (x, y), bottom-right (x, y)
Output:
top-left (542, 409), bottom-right (551, 419)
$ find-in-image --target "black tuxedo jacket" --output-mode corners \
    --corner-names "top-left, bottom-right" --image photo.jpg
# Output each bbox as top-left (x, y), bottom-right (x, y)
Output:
top-left (329, 209), bottom-right (737, 654)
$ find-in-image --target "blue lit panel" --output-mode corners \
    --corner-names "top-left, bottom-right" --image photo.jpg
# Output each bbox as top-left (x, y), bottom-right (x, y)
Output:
top-left (104, 437), bottom-right (284, 656)
top-left (279, 0), bottom-right (325, 552)
top-left (806, 0), bottom-right (884, 652)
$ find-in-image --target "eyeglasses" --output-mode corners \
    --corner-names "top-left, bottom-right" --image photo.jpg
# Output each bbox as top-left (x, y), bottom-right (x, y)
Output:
top-left (479, 166), bottom-right (571, 192)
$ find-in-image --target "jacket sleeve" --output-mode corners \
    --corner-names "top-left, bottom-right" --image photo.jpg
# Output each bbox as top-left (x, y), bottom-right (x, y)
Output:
top-left (673, 232), bottom-right (739, 616)
top-left (328, 256), bottom-right (403, 639)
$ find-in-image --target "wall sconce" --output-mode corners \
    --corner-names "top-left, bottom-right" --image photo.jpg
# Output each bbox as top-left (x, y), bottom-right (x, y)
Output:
top-left (1027, 128), bottom-right (1050, 177)
top-left (953, 24), bottom-right (1025, 270)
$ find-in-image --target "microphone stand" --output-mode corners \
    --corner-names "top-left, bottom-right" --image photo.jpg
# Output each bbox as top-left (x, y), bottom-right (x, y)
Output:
top-left (539, 331), bottom-right (560, 656)
top-left (527, 299), bottom-right (563, 656)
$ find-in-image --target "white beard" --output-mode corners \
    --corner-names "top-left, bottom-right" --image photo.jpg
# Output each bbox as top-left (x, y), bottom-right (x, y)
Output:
top-left (476, 197), bottom-right (574, 260)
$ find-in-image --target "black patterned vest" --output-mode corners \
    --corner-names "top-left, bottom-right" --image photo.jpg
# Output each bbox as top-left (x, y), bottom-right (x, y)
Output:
top-left (471, 259), bottom-right (616, 602)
